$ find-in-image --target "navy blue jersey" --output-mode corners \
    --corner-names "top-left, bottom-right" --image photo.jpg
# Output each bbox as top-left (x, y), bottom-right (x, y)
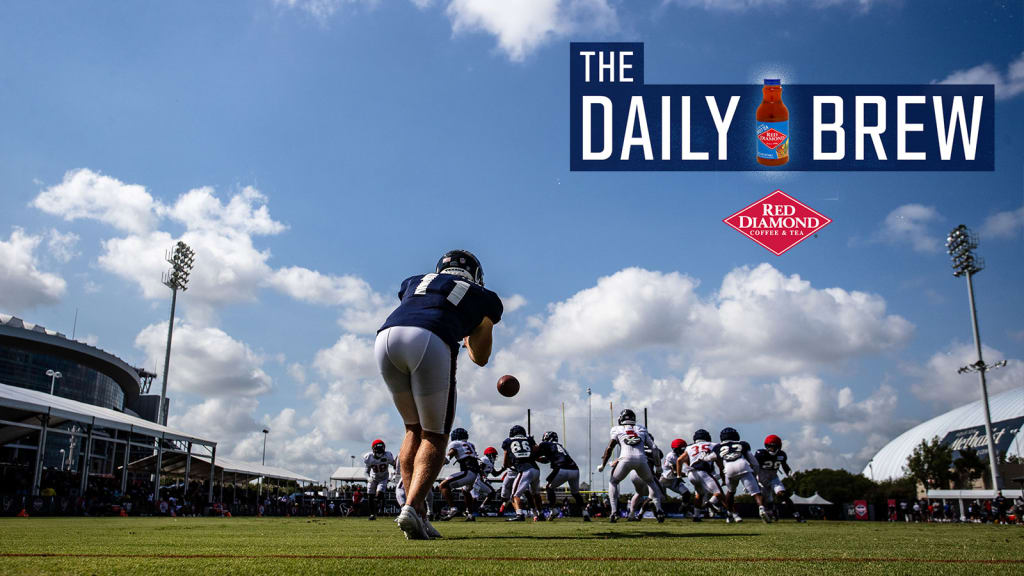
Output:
top-left (535, 441), bottom-right (578, 470)
top-left (379, 273), bottom-right (503, 348)
top-left (754, 449), bottom-right (790, 473)
top-left (712, 440), bottom-right (752, 463)
top-left (502, 435), bottom-right (538, 470)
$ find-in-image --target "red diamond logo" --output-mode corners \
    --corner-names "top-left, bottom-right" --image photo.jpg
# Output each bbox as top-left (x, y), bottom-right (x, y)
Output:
top-left (757, 128), bottom-right (786, 150)
top-left (723, 190), bottom-right (831, 256)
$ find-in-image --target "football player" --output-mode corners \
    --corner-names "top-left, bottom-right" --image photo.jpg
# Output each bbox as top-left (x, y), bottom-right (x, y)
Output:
top-left (598, 409), bottom-right (666, 523)
top-left (710, 427), bottom-right (770, 524)
top-left (755, 435), bottom-right (803, 522)
top-left (660, 439), bottom-right (691, 500)
top-left (675, 429), bottom-right (724, 522)
top-left (627, 442), bottom-right (666, 521)
top-left (502, 425), bottom-right (542, 521)
top-left (376, 250), bottom-right (503, 540)
top-left (535, 431), bottom-right (590, 521)
top-left (470, 446), bottom-right (499, 513)
top-left (363, 439), bottom-right (395, 520)
top-left (439, 427), bottom-right (480, 521)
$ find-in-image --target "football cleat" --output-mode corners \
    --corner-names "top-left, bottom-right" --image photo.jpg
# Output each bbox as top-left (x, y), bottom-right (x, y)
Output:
top-left (759, 507), bottom-right (771, 524)
top-left (617, 409), bottom-right (636, 426)
top-left (656, 511), bottom-right (666, 524)
top-left (507, 514), bottom-right (525, 522)
top-left (626, 515), bottom-right (639, 522)
top-left (396, 506), bottom-right (430, 540)
top-left (368, 514), bottom-right (376, 521)
top-left (437, 250), bottom-right (484, 286)
top-left (464, 512), bottom-right (476, 522)
top-left (732, 513), bottom-right (743, 523)
top-left (609, 515), bottom-right (617, 523)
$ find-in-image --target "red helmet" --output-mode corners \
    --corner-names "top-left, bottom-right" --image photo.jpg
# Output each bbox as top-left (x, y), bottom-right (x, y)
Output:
top-left (671, 438), bottom-right (687, 451)
top-left (483, 446), bottom-right (498, 457)
top-left (371, 439), bottom-right (385, 454)
top-left (765, 435), bottom-right (782, 451)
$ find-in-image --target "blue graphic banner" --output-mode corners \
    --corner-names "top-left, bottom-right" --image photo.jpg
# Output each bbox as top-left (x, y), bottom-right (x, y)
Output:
top-left (570, 43), bottom-right (995, 171)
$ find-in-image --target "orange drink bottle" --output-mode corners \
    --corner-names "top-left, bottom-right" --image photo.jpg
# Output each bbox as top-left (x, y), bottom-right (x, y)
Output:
top-left (756, 79), bottom-right (789, 166)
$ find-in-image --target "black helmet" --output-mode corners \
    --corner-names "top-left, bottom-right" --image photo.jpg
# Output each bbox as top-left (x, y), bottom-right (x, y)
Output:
top-left (450, 427), bottom-right (469, 441)
top-left (437, 250), bottom-right (484, 286)
top-left (542, 431), bottom-right (558, 443)
top-left (719, 427), bottom-right (740, 442)
top-left (618, 409), bottom-right (636, 426)
top-left (509, 425), bottom-right (527, 437)
top-left (693, 429), bottom-right (711, 442)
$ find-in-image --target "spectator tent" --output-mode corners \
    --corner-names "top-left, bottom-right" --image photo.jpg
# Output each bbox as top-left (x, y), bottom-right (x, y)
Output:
top-left (0, 381), bottom-right (217, 502)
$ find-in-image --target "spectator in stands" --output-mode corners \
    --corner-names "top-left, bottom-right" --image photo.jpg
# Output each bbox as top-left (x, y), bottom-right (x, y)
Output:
top-left (994, 491), bottom-right (1007, 524)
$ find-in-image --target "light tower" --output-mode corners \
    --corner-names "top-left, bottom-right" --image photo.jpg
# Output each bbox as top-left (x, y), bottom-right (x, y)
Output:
top-left (946, 224), bottom-right (1007, 490)
top-left (158, 241), bottom-right (195, 425)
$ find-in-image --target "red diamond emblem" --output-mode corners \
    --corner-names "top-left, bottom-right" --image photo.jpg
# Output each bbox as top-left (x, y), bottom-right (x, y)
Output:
top-left (757, 128), bottom-right (786, 150)
top-left (723, 190), bottom-right (831, 256)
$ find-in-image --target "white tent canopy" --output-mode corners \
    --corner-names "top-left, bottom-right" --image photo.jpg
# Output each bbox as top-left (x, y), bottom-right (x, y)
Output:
top-left (790, 492), bottom-right (834, 506)
top-left (331, 463), bottom-right (462, 483)
top-left (0, 381), bottom-right (214, 445)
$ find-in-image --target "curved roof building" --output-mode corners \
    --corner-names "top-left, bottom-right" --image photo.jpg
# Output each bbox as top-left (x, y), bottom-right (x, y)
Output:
top-left (864, 385), bottom-right (1024, 482)
top-left (0, 314), bottom-right (160, 420)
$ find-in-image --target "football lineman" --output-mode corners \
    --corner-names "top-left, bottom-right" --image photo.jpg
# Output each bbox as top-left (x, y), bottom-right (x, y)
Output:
top-left (363, 439), bottom-right (395, 520)
top-left (376, 250), bottom-right (503, 539)
top-left (502, 425), bottom-right (542, 521)
top-left (710, 427), bottom-right (770, 524)
top-left (598, 409), bottom-right (666, 523)
top-left (754, 435), bottom-right (803, 522)
top-left (675, 429), bottom-right (724, 521)
top-left (439, 427), bottom-right (480, 521)
top-left (535, 431), bottom-right (590, 521)
top-left (470, 446), bottom-right (499, 513)
top-left (660, 439), bottom-right (692, 501)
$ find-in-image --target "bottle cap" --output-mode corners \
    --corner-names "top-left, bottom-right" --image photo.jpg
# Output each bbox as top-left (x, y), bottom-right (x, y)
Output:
top-left (764, 78), bottom-right (781, 85)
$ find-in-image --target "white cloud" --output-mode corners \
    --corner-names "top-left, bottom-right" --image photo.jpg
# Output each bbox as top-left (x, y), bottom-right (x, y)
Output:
top-left (32, 169), bottom-right (161, 234)
top-left (313, 333), bottom-right (378, 382)
top-left (46, 230), bottom-right (79, 263)
top-left (169, 397), bottom-right (262, 445)
top-left (267, 266), bottom-right (390, 333)
top-left (982, 206), bottom-right (1024, 240)
top-left (503, 293), bottom-right (527, 313)
top-left (135, 321), bottom-right (273, 398)
top-left (288, 362), bottom-right (307, 384)
top-left (0, 228), bottom-right (67, 311)
top-left (669, 0), bottom-right (890, 11)
top-left (908, 341), bottom-right (1024, 410)
top-left (273, 0), bottom-right (345, 23)
top-left (166, 186), bottom-right (287, 236)
top-left (877, 204), bottom-right (942, 253)
top-left (939, 51), bottom-right (1024, 100)
top-left (446, 0), bottom-right (618, 61)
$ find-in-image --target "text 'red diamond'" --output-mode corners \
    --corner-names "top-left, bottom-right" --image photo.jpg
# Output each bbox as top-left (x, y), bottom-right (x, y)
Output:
top-left (723, 190), bottom-right (831, 256)
top-left (757, 128), bottom-right (786, 150)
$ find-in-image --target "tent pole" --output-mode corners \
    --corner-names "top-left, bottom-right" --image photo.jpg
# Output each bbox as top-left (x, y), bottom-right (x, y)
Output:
top-left (207, 444), bottom-right (216, 505)
top-left (121, 430), bottom-right (131, 495)
top-left (32, 413), bottom-right (50, 496)
top-left (153, 438), bottom-right (164, 506)
top-left (183, 442), bottom-right (192, 507)
top-left (78, 420), bottom-right (95, 498)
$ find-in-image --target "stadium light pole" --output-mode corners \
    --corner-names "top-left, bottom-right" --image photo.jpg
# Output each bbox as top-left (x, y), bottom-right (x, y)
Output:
top-left (262, 428), bottom-right (270, 465)
top-left (587, 387), bottom-right (592, 491)
top-left (158, 241), bottom-right (195, 426)
top-left (946, 224), bottom-right (1006, 491)
top-left (45, 369), bottom-right (62, 395)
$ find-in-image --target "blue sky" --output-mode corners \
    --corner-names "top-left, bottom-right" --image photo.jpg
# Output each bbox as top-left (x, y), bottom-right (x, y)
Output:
top-left (1, 0), bottom-right (1022, 482)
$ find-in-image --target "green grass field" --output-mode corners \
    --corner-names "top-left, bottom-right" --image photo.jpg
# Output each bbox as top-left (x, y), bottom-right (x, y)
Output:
top-left (0, 517), bottom-right (1021, 575)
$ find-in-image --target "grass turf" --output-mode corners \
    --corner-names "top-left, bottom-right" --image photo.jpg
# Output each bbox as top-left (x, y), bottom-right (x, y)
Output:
top-left (0, 516), bottom-right (1022, 575)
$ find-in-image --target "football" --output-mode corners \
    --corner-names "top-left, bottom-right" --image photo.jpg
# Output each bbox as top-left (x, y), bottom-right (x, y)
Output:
top-left (497, 374), bottom-right (520, 397)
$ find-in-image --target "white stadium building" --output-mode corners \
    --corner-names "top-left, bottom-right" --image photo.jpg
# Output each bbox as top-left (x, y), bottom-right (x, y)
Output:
top-left (864, 385), bottom-right (1024, 483)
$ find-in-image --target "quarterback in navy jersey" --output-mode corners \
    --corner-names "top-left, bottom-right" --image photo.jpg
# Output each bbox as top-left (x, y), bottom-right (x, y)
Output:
top-left (536, 431), bottom-right (589, 520)
top-left (376, 250), bottom-right (502, 540)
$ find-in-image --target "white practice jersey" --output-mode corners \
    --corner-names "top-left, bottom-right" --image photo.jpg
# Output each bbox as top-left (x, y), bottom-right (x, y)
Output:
top-left (610, 424), bottom-right (655, 461)
top-left (478, 455), bottom-right (495, 477)
top-left (363, 450), bottom-right (395, 480)
top-left (661, 451), bottom-right (680, 480)
top-left (684, 441), bottom-right (715, 473)
top-left (447, 440), bottom-right (479, 469)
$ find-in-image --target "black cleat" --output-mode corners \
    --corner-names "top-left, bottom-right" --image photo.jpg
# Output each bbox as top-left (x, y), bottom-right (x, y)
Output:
top-left (507, 514), bottom-right (525, 522)
top-left (656, 511), bottom-right (666, 524)
top-left (609, 515), bottom-right (617, 523)
top-left (583, 514), bottom-right (592, 522)
top-left (368, 514), bottom-right (376, 521)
